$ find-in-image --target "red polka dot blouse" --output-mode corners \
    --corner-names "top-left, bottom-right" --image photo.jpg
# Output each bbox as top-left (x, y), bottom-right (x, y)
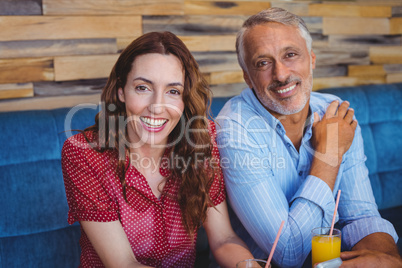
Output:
top-left (61, 120), bottom-right (225, 267)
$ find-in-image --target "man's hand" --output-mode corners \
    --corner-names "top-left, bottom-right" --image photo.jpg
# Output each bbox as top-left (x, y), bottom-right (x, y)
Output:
top-left (340, 232), bottom-right (402, 268)
top-left (309, 100), bottom-right (357, 190)
top-left (340, 249), bottom-right (402, 268)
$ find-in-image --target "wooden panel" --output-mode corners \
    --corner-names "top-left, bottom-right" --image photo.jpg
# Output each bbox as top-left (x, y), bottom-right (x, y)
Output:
top-left (312, 76), bottom-right (385, 91)
top-left (355, 0), bottom-right (402, 6)
top-left (43, 0), bottom-right (183, 15)
top-left (390, 18), bottom-right (402, 34)
top-left (313, 65), bottom-right (347, 78)
top-left (194, 51), bottom-right (241, 73)
top-left (383, 64), bottom-right (402, 74)
top-left (184, 1), bottom-right (270, 15)
top-left (328, 35), bottom-right (401, 48)
top-left (0, 16), bottom-right (142, 41)
top-left (0, 58), bottom-right (54, 84)
top-left (0, 0), bottom-right (42, 15)
top-left (392, 6), bottom-right (402, 17)
top-left (348, 65), bottom-right (386, 78)
top-left (0, 39), bottom-right (117, 59)
top-left (210, 82), bottom-right (246, 98)
top-left (180, 35), bottom-right (236, 52)
top-left (34, 79), bottom-right (106, 96)
top-left (0, 93), bottom-right (101, 112)
top-left (143, 15), bottom-right (246, 36)
top-left (209, 70), bottom-right (244, 85)
top-left (311, 33), bottom-right (329, 48)
top-left (271, 2), bottom-right (309, 16)
top-left (309, 4), bottom-right (392, 18)
top-left (0, 83), bottom-right (34, 100)
top-left (323, 18), bottom-right (390, 35)
top-left (370, 46), bottom-right (402, 64)
top-left (116, 36), bottom-right (142, 52)
top-left (313, 47), bottom-right (370, 66)
top-left (118, 35), bottom-right (237, 52)
top-left (54, 54), bottom-right (119, 81)
top-left (387, 73), bottom-right (402, 84)
top-left (301, 17), bottom-right (323, 34)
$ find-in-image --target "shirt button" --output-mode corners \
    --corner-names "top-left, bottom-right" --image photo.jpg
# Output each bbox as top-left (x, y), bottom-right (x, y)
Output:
top-left (299, 171), bottom-right (303, 176)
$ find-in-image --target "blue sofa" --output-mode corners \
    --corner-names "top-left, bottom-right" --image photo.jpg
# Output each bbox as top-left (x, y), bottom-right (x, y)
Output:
top-left (1, 83), bottom-right (401, 267)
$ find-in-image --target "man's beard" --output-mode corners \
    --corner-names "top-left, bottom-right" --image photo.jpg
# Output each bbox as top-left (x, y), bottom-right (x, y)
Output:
top-left (259, 71), bottom-right (313, 116)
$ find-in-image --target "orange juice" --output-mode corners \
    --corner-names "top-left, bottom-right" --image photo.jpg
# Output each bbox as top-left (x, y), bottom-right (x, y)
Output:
top-left (311, 235), bottom-right (341, 266)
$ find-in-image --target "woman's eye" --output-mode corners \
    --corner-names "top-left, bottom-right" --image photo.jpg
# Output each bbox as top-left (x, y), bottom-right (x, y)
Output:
top-left (168, 89), bottom-right (181, 95)
top-left (135, 85), bottom-right (149, 91)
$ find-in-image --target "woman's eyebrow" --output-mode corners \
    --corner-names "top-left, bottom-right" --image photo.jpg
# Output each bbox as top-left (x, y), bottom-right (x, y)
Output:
top-left (133, 77), bottom-right (153, 84)
top-left (133, 77), bottom-right (183, 87)
top-left (167, 82), bottom-right (184, 87)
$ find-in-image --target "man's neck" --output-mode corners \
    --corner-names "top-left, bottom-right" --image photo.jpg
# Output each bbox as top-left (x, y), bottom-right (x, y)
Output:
top-left (271, 102), bottom-right (310, 151)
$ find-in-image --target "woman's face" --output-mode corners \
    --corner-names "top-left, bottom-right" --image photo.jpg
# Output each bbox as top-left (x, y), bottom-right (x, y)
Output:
top-left (118, 53), bottom-right (185, 148)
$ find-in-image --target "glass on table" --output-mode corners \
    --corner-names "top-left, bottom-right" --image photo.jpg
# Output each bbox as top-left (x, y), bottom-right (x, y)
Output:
top-left (311, 227), bottom-right (341, 267)
top-left (236, 259), bottom-right (269, 268)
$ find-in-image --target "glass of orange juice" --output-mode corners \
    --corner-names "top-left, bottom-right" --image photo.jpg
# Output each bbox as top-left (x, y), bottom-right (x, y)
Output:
top-left (311, 227), bottom-right (341, 266)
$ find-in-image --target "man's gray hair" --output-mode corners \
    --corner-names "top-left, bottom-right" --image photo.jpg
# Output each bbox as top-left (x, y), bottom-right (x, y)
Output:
top-left (236, 7), bottom-right (312, 71)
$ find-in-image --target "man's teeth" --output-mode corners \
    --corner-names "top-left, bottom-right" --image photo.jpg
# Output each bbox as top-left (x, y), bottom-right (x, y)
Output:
top-left (140, 117), bottom-right (167, 127)
top-left (277, 84), bottom-right (296, 94)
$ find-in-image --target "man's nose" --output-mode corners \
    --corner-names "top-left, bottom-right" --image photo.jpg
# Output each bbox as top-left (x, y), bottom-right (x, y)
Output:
top-left (272, 61), bottom-right (291, 82)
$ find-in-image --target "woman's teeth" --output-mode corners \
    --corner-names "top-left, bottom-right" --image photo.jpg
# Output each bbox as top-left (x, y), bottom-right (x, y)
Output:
top-left (140, 117), bottom-right (167, 127)
top-left (277, 84), bottom-right (296, 94)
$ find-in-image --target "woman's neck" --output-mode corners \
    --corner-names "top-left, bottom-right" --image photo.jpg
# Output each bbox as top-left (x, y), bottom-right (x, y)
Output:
top-left (128, 145), bottom-right (166, 174)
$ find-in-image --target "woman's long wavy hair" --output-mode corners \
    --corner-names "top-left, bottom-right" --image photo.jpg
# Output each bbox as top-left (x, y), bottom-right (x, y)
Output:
top-left (84, 31), bottom-right (217, 237)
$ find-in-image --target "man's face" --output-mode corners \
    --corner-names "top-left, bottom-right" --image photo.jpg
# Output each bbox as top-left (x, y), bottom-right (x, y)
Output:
top-left (242, 22), bottom-right (316, 117)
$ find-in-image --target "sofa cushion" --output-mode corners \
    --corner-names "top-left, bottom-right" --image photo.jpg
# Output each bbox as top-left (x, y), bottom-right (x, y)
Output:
top-left (318, 83), bottom-right (402, 211)
top-left (0, 225), bottom-right (81, 268)
top-left (0, 160), bottom-right (73, 237)
top-left (0, 111), bottom-right (60, 167)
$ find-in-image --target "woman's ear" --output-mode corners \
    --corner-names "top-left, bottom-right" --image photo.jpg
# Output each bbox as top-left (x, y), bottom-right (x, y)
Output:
top-left (118, 88), bottom-right (125, 103)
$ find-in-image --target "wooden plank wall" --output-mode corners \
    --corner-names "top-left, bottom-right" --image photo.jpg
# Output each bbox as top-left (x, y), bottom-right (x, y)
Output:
top-left (0, 0), bottom-right (401, 112)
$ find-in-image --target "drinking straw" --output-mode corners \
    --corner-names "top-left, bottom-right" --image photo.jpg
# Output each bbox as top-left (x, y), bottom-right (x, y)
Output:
top-left (265, 220), bottom-right (285, 268)
top-left (329, 190), bottom-right (341, 237)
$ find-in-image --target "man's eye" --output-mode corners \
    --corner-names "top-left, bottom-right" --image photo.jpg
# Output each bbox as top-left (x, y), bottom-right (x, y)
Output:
top-left (287, 53), bottom-right (296, 58)
top-left (257, 60), bottom-right (269, 68)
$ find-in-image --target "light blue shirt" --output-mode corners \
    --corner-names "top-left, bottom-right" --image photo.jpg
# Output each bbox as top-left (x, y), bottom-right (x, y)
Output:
top-left (216, 88), bottom-right (398, 268)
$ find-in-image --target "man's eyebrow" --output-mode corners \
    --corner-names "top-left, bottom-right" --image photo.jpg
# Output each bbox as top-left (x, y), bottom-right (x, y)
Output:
top-left (282, 46), bottom-right (301, 52)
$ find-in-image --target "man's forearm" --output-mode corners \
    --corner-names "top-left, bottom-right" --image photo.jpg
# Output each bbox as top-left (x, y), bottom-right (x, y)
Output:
top-left (309, 155), bottom-right (341, 190)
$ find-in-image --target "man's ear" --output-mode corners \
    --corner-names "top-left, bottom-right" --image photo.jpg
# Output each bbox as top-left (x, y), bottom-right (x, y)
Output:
top-left (118, 88), bottom-right (125, 103)
top-left (243, 70), bottom-right (253, 89)
top-left (311, 50), bottom-right (316, 70)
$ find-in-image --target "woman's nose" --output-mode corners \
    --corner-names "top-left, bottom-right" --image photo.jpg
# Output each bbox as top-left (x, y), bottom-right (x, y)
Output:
top-left (148, 93), bottom-right (165, 114)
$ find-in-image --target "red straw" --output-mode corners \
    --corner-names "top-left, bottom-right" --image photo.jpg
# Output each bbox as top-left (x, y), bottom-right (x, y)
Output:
top-left (265, 220), bottom-right (285, 268)
top-left (329, 190), bottom-right (341, 236)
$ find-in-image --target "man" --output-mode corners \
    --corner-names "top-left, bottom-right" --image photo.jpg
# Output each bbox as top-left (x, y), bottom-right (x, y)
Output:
top-left (216, 7), bottom-right (401, 267)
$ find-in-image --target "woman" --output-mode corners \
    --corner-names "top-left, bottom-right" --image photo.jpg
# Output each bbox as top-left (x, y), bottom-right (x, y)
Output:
top-left (61, 31), bottom-right (253, 267)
